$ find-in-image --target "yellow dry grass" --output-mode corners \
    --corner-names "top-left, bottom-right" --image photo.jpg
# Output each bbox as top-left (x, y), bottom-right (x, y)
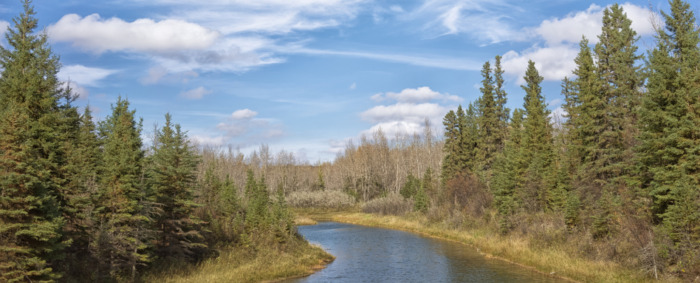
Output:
top-left (142, 238), bottom-right (334, 283)
top-left (294, 216), bottom-right (318, 226)
top-left (329, 213), bottom-right (679, 283)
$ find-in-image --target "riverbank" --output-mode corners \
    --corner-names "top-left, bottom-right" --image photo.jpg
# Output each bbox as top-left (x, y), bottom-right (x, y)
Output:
top-left (294, 209), bottom-right (677, 283)
top-left (141, 234), bottom-right (334, 283)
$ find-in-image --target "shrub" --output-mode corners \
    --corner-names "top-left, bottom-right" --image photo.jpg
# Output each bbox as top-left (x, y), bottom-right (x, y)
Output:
top-left (361, 194), bottom-right (413, 216)
top-left (286, 190), bottom-right (355, 209)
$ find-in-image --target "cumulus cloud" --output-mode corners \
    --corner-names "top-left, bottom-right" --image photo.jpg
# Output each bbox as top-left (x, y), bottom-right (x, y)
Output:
top-left (533, 3), bottom-right (655, 46)
top-left (180, 86), bottom-right (212, 99)
top-left (231, 109), bottom-right (258, 120)
top-left (48, 14), bottom-right (221, 54)
top-left (360, 102), bottom-right (449, 124)
top-left (370, 86), bottom-right (461, 103)
top-left (501, 3), bottom-right (656, 82)
top-left (501, 45), bottom-right (579, 82)
top-left (57, 65), bottom-right (118, 86)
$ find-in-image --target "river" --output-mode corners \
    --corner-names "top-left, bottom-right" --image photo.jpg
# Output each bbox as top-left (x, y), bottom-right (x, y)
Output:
top-left (285, 221), bottom-right (567, 283)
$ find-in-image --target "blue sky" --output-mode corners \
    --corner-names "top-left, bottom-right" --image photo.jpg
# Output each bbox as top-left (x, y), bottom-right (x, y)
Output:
top-left (0, 0), bottom-right (666, 161)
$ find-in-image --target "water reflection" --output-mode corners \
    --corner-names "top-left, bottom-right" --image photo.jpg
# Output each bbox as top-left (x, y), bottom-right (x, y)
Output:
top-left (286, 222), bottom-right (566, 283)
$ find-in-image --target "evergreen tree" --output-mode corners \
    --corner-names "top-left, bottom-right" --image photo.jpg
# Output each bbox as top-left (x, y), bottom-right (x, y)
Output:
top-left (149, 113), bottom-right (205, 261)
top-left (0, 2), bottom-right (72, 281)
top-left (493, 55), bottom-right (510, 151)
top-left (400, 174), bottom-right (421, 199)
top-left (413, 184), bottom-right (429, 213)
top-left (477, 61), bottom-right (499, 175)
top-left (459, 103), bottom-right (479, 173)
top-left (637, 0), bottom-right (700, 238)
top-left (94, 97), bottom-right (149, 278)
top-left (582, 4), bottom-right (643, 193)
top-left (493, 109), bottom-right (524, 233)
top-left (441, 110), bottom-right (460, 184)
top-left (520, 61), bottom-right (554, 212)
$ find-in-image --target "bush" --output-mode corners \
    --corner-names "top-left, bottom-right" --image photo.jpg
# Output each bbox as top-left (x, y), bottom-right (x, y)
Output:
top-left (361, 194), bottom-right (414, 216)
top-left (286, 190), bottom-right (356, 209)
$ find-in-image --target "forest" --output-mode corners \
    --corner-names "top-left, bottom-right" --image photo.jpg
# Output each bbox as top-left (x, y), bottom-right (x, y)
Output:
top-left (3, 0), bottom-right (700, 282)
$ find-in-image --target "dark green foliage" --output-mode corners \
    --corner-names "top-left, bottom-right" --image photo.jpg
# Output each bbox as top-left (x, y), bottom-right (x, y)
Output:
top-left (493, 109), bottom-right (524, 233)
top-left (592, 190), bottom-right (619, 239)
top-left (413, 184), bottom-right (429, 213)
top-left (441, 110), bottom-right (460, 184)
top-left (246, 173), bottom-right (270, 229)
top-left (0, 2), bottom-right (71, 281)
top-left (149, 113), bottom-right (205, 261)
top-left (580, 4), bottom-right (642, 193)
top-left (520, 61), bottom-right (554, 212)
top-left (564, 193), bottom-right (581, 230)
top-left (477, 61), bottom-right (499, 174)
top-left (94, 97), bottom-right (150, 278)
top-left (493, 55), bottom-right (510, 150)
top-left (400, 174), bottom-right (421, 199)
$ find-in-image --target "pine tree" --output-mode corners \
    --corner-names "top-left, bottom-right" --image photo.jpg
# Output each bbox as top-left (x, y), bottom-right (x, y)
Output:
top-left (0, 2), bottom-right (72, 281)
top-left (441, 110), bottom-right (460, 184)
top-left (400, 174), bottom-right (421, 199)
top-left (413, 184), bottom-right (429, 213)
top-left (149, 113), bottom-right (205, 261)
top-left (94, 97), bottom-right (150, 278)
top-left (582, 4), bottom-right (642, 193)
top-left (637, 0), bottom-right (700, 239)
top-left (520, 61), bottom-right (554, 212)
top-left (459, 103), bottom-right (479, 173)
top-left (477, 61), bottom-right (499, 176)
top-left (493, 109), bottom-right (524, 233)
top-left (493, 55), bottom-right (510, 150)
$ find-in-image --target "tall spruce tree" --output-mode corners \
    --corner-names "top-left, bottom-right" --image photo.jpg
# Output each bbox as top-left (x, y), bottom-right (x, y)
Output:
top-left (637, 0), bottom-right (700, 240)
top-left (520, 61), bottom-right (554, 212)
top-left (582, 4), bottom-right (643, 194)
top-left (149, 113), bottom-right (205, 260)
top-left (493, 108), bottom-right (524, 233)
top-left (477, 61), bottom-right (499, 177)
top-left (441, 110), bottom-right (460, 184)
top-left (0, 1), bottom-right (72, 281)
top-left (493, 55), bottom-right (510, 152)
top-left (94, 97), bottom-right (150, 278)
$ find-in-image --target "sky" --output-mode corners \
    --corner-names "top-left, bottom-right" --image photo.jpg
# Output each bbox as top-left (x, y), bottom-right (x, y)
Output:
top-left (0, 0), bottom-right (667, 162)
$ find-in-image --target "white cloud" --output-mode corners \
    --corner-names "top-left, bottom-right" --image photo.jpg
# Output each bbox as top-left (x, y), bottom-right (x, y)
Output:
top-left (62, 81), bottom-right (89, 100)
top-left (0, 20), bottom-right (9, 40)
top-left (142, 66), bottom-right (198, 85)
top-left (231, 109), bottom-right (258, 120)
top-left (533, 3), bottom-right (655, 46)
top-left (190, 134), bottom-right (228, 146)
top-left (287, 48), bottom-right (481, 70)
top-left (349, 82), bottom-right (356, 90)
top-left (501, 45), bottom-right (579, 83)
top-left (408, 0), bottom-right (526, 44)
top-left (371, 86), bottom-right (462, 103)
top-left (147, 0), bottom-right (367, 35)
top-left (548, 98), bottom-right (563, 107)
top-left (360, 102), bottom-right (449, 124)
top-left (48, 14), bottom-right (221, 54)
top-left (57, 65), bottom-right (117, 86)
top-left (180, 86), bottom-right (212, 99)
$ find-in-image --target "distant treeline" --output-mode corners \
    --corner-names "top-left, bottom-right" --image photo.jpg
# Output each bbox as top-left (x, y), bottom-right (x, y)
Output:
top-left (0, 3), bottom-right (296, 282)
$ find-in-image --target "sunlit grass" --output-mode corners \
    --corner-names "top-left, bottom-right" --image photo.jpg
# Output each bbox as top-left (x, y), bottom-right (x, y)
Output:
top-left (142, 234), bottom-right (334, 283)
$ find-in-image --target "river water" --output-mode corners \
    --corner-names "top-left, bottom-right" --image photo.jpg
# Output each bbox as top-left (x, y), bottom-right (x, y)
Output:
top-left (286, 222), bottom-right (567, 283)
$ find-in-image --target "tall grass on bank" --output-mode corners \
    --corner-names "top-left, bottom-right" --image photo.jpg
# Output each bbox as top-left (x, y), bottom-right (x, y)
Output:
top-left (143, 233), bottom-right (334, 283)
top-left (287, 190), bottom-right (355, 209)
top-left (329, 211), bottom-right (681, 283)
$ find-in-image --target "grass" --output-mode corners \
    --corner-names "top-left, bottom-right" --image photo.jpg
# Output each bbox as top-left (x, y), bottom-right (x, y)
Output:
top-left (142, 234), bottom-right (334, 283)
top-left (314, 212), bottom-right (681, 283)
top-left (294, 215), bottom-right (318, 226)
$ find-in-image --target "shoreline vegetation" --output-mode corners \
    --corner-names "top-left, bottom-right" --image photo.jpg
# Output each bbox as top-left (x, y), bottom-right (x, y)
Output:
top-left (294, 209), bottom-right (678, 283)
